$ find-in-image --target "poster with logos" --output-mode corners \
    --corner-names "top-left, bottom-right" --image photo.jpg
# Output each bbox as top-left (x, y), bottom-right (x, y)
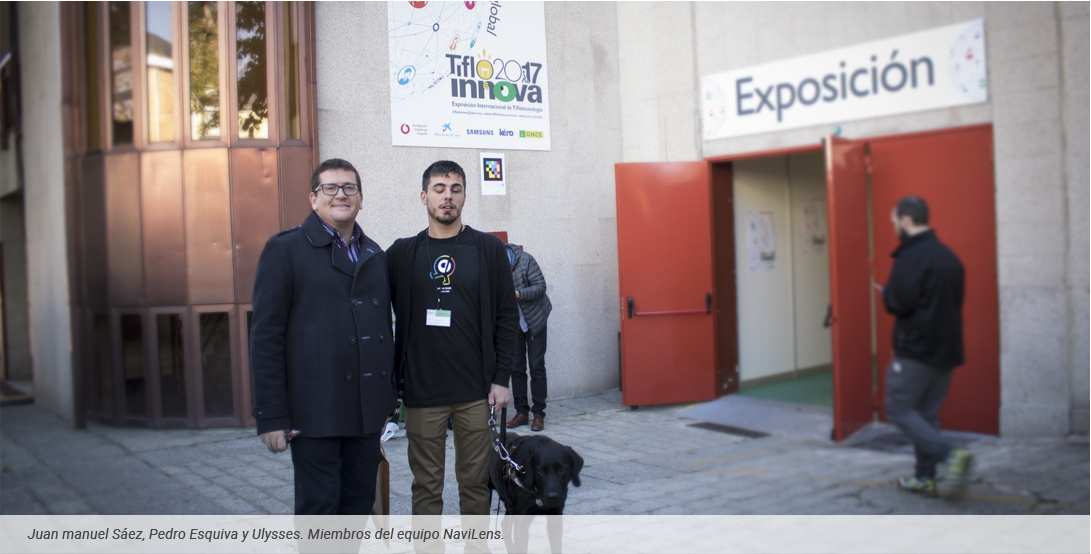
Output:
top-left (702, 19), bottom-right (987, 140)
top-left (748, 210), bottom-right (777, 272)
top-left (389, 1), bottom-right (551, 151)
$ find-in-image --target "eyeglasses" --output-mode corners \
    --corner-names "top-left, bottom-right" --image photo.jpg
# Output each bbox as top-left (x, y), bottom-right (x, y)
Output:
top-left (313, 183), bottom-right (360, 196)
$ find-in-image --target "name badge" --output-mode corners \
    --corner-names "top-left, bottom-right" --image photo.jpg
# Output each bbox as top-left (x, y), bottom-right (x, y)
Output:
top-left (426, 309), bottom-right (452, 327)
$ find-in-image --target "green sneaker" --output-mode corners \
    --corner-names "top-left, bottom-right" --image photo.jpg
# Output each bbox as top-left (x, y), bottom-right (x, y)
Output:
top-left (944, 449), bottom-right (973, 498)
top-left (897, 476), bottom-right (938, 497)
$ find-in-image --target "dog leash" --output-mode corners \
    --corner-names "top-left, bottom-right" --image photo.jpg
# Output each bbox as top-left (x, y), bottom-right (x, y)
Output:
top-left (489, 405), bottom-right (523, 474)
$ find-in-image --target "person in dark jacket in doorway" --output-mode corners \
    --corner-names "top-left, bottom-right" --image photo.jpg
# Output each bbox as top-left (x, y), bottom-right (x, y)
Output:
top-left (504, 242), bottom-right (552, 432)
top-left (880, 195), bottom-right (973, 498)
top-left (250, 158), bottom-right (397, 516)
top-left (386, 160), bottom-right (519, 521)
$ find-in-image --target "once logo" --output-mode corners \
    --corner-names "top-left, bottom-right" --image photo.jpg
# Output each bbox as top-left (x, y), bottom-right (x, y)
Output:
top-left (518, 130), bottom-right (544, 138)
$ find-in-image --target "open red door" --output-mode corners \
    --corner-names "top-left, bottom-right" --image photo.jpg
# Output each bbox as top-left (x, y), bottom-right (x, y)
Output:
top-left (616, 162), bottom-right (718, 406)
top-left (869, 125), bottom-right (999, 434)
top-left (825, 137), bottom-right (875, 441)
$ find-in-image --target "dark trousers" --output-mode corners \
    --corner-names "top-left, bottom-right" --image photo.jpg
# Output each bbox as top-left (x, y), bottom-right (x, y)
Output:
top-left (884, 357), bottom-right (954, 479)
top-left (512, 325), bottom-right (548, 416)
top-left (289, 434), bottom-right (382, 515)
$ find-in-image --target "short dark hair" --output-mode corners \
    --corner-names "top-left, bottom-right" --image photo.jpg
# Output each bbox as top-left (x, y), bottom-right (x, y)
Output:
top-left (895, 195), bottom-right (930, 225)
top-left (421, 160), bottom-right (466, 191)
top-left (310, 158), bottom-right (361, 192)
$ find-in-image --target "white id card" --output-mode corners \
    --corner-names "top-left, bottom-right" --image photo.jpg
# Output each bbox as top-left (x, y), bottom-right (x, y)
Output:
top-left (426, 309), bottom-right (452, 327)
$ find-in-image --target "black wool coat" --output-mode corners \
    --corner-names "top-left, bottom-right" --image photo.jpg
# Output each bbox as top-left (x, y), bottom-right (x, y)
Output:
top-left (250, 211), bottom-right (398, 437)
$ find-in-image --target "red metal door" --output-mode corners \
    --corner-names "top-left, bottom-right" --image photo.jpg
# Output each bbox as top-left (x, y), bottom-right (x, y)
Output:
top-left (869, 125), bottom-right (999, 434)
top-left (825, 137), bottom-right (875, 441)
top-left (616, 162), bottom-right (717, 406)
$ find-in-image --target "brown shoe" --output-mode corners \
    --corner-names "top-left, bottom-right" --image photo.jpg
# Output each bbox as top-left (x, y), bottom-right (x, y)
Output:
top-left (506, 413), bottom-right (529, 428)
top-left (531, 414), bottom-right (544, 432)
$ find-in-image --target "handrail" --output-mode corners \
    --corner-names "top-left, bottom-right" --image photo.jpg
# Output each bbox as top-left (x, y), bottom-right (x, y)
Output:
top-left (627, 293), bottom-right (712, 318)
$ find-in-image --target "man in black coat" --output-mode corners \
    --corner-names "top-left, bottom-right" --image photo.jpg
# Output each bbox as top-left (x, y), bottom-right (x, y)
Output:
top-left (881, 195), bottom-right (973, 498)
top-left (250, 158), bottom-right (397, 515)
top-left (387, 160), bottom-right (519, 520)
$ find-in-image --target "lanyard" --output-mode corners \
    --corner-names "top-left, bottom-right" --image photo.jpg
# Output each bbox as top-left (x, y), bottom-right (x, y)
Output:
top-left (424, 225), bottom-right (464, 309)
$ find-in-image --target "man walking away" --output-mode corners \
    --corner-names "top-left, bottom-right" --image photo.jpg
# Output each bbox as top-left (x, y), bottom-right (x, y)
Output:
top-left (881, 195), bottom-right (973, 499)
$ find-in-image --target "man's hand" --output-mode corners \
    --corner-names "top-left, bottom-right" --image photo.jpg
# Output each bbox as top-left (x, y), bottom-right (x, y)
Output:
top-left (488, 384), bottom-right (510, 409)
top-left (260, 430), bottom-right (289, 453)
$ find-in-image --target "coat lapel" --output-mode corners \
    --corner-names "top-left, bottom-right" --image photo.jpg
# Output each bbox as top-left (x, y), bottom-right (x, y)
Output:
top-left (301, 211), bottom-right (355, 278)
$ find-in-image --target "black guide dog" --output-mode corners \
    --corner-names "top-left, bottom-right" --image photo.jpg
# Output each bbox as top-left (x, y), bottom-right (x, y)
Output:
top-left (488, 432), bottom-right (583, 553)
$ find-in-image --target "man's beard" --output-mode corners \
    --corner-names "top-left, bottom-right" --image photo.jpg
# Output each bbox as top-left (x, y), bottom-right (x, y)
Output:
top-left (429, 205), bottom-right (459, 224)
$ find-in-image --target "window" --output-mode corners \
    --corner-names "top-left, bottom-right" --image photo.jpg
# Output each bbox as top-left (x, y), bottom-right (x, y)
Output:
top-left (157, 313), bottom-right (187, 419)
top-left (108, 2), bottom-right (134, 145)
top-left (146, 1), bottom-right (176, 143)
top-left (235, 1), bottom-right (268, 139)
top-left (188, 1), bottom-right (220, 140)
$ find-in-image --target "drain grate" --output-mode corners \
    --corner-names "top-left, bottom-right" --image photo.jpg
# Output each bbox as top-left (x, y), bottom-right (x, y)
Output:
top-left (687, 421), bottom-right (769, 439)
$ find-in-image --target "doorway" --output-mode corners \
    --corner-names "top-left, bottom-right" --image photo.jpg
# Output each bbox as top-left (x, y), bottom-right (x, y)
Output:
top-left (616, 124), bottom-right (998, 440)
top-left (714, 151), bottom-right (834, 408)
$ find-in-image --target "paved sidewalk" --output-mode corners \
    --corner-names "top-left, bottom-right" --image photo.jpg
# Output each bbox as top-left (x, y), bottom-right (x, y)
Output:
top-left (1, 390), bottom-right (1087, 516)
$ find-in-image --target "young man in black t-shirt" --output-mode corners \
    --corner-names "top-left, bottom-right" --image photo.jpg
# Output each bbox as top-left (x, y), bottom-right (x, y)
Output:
top-left (386, 160), bottom-right (519, 518)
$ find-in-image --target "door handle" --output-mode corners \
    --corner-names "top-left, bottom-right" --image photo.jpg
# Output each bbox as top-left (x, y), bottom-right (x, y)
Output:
top-left (628, 293), bottom-right (713, 317)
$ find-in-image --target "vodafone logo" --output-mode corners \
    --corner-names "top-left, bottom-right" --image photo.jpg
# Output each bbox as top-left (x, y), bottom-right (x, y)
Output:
top-left (400, 124), bottom-right (410, 134)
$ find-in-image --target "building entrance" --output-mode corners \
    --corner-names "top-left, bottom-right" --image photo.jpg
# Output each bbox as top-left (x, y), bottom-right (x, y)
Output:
top-left (616, 124), bottom-right (999, 441)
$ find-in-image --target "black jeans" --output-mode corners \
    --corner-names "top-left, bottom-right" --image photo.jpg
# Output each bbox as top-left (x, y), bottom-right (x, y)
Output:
top-left (512, 325), bottom-right (548, 416)
top-left (289, 434), bottom-right (381, 514)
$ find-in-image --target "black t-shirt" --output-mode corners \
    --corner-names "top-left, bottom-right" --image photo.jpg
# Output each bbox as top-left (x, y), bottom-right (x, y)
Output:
top-left (404, 233), bottom-right (485, 407)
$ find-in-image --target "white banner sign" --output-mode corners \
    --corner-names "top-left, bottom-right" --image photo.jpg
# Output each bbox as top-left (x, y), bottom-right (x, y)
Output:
top-left (389, 1), bottom-right (551, 151)
top-left (702, 19), bottom-right (987, 140)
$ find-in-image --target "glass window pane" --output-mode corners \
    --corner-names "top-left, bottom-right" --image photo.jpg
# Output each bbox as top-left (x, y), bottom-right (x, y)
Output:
top-left (157, 313), bottom-right (187, 419)
top-left (236, 1), bottom-right (268, 139)
top-left (283, 3), bottom-right (300, 140)
top-left (95, 315), bottom-right (113, 417)
top-left (146, 1), bottom-right (176, 142)
top-left (121, 314), bottom-right (146, 417)
top-left (84, 4), bottom-right (103, 151)
top-left (200, 312), bottom-right (234, 418)
top-left (188, 1), bottom-right (220, 140)
top-left (108, 2), bottom-right (134, 145)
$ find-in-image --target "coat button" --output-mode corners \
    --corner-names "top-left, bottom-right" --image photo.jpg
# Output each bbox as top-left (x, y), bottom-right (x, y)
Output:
top-left (372, 298), bottom-right (380, 307)
top-left (349, 336), bottom-right (356, 344)
top-left (351, 298), bottom-right (360, 306)
top-left (345, 373), bottom-right (353, 381)
top-left (381, 371), bottom-right (387, 377)
top-left (379, 334), bottom-right (385, 342)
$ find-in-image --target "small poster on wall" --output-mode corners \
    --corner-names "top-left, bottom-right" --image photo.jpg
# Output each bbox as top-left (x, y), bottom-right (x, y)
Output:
top-left (480, 152), bottom-right (506, 196)
top-left (802, 197), bottom-right (827, 254)
top-left (748, 210), bottom-right (776, 271)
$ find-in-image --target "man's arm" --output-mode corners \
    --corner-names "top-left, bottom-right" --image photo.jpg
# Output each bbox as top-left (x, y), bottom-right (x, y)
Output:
top-left (882, 259), bottom-right (919, 317)
top-left (516, 253), bottom-right (547, 303)
top-left (250, 238), bottom-right (294, 451)
top-left (489, 239), bottom-right (519, 408)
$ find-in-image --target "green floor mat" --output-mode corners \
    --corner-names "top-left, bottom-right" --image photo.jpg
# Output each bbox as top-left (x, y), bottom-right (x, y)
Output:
top-left (737, 370), bottom-right (833, 407)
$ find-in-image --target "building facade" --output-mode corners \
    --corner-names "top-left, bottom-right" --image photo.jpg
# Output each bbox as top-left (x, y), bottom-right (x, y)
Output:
top-left (1, 2), bottom-right (1086, 436)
